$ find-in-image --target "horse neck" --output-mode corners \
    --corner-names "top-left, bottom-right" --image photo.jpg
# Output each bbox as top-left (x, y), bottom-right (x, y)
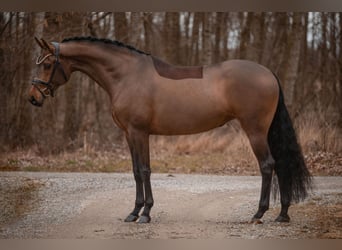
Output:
top-left (60, 42), bottom-right (140, 96)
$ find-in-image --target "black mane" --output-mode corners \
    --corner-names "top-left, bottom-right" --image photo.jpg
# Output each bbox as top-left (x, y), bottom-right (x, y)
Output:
top-left (61, 36), bottom-right (149, 55)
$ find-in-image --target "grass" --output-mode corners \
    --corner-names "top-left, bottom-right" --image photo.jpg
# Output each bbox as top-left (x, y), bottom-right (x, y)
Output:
top-left (0, 115), bottom-right (341, 175)
top-left (297, 119), bottom-right (341, 153)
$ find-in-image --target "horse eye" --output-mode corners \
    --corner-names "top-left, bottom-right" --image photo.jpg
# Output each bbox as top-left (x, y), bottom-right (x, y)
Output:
top-left (43, 63), bottom-right (52, 70)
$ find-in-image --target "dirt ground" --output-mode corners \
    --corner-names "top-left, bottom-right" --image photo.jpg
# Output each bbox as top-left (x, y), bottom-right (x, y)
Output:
top-left (0, 172), bottom-right (341, 239)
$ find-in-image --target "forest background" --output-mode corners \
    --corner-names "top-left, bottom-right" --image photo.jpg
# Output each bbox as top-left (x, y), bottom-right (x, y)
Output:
top-left (0, 12), bottom-right (341, 175)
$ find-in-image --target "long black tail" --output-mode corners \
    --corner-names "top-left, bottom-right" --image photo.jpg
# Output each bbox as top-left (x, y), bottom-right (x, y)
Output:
top-left (268, 74), bottom-right (312, 203)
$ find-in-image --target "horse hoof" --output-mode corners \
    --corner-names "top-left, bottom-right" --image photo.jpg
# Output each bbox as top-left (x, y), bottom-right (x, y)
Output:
top-left (124, 214), bottom-right (139, 222)
top-left (249, 218), bottom-right (263, 224)
top-left (137, 215), bottom-right (151, 223)
top-left (275, 215), bottom-right (290, 223)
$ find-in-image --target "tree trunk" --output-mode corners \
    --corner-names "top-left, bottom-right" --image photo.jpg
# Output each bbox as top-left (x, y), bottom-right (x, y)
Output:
top-left (0, 13), bottom-right (14, 147)
top-left (143, 12), bottom-right (153, 53)
top-left (183, 12), bottom-right (191, 65)
top-left (338, 13), bottom-right (342, 126)
top-left (129, 12), bottom-right (142, 47)
top-left (249, 12), bottom-right (265, 62)
top-left (163, 12), bottom-right (180, 64)
top-left (294, 12), bottom-right (309, 111)
top-left (171, 12), bottom-right (181, 64)
top-left (61, 13), bottom-right (85, 148)
top-left (239, 12), bottom-right (253, 59)
top-left (190, 12), bottom-right (201, 65)
top-left (213, 13), bottom-right (222, 63)
top-left (222, 13), bottom-right (230, 60)
top-left (163, 12), bottom-right (171, 61)
top-left (201, 12), bottom-right (212, 65)
top-left (267, 13), bottom-right (288, 71)
top-left (8, 13), bottom-right (46, 148)
top-left (282, 13), bottom-right (304, 112)
top-left (114, 12), bottom-right (128, 43)
top-left (318, 13), bottom-right (331, 111)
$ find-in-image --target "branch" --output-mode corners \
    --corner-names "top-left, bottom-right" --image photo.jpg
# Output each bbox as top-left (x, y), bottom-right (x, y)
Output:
top-left (0, 12), bottom-right (14, 37)
top-left (93, 12), bottom-right (112, 23)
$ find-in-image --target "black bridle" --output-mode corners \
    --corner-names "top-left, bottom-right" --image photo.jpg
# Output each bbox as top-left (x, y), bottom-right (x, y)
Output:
top-left (32, 42), bottom-right (68, 97)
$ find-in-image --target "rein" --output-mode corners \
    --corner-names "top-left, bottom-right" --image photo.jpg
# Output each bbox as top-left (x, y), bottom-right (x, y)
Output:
top-left (32, 42), bottom-right (68, 97)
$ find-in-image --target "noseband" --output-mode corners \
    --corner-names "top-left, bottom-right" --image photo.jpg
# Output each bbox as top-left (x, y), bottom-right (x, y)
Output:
top-left (32, 42), bottom-right (67, 97)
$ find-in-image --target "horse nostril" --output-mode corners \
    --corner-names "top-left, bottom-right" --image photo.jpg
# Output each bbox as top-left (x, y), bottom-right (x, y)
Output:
top-left (29, 96), bottom-right (42, 107)
top-left (29, 96), bottom-right (35, 104)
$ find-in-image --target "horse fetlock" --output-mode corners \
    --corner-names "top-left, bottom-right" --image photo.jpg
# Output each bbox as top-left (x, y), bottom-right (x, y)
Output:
top-left (135, 201), bottom-right (144, 208)
top-left (145, 200), bottom-right (154, 209)
top-left (141, 202), bottom-right (153, 217)
top-left (259, 205), bottom-right (269, 213)
top-left (252, 205), bottom-right (268, 220)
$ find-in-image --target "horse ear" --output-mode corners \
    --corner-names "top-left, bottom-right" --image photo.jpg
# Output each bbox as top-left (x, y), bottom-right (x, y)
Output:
top-left (41, 38), bottom-right (55, 54)
top-left (34, 36), bottom-right (45, 49)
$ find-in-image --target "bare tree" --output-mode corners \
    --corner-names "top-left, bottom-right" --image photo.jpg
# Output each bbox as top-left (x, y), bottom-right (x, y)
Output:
top-left (190, 12), bottom-right (201, 65)
top-left (267, 13), bottom-right (288, 71)
top-left (337, 13), bottom-right (342, 125)
top-left (201, 12), bottom-right (212, 65)
top-left (213, 12), bottom-right (230, 63)
top-left (0, 12), bottom-right (14, 148)
top-left (143, 12), bottom-right (153, 53)
top-left (248, 12), bottom-right (265, 62)
top-left (239, 12), bottom-right (253, 59)
top-left (114, 12), bottom-right (128, 43)
top-left (129, 12), bottom-right (143, 47)
top-left (163, 12), bottom-right (181, 64)
top-left (282, 13), bottom-right (304, 112)
top-left (182, 12), bottom-right (192, 64)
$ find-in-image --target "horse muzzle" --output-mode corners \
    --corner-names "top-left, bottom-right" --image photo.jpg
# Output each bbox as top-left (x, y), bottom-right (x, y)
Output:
top-left (29, 96), bottom-right (43, 107)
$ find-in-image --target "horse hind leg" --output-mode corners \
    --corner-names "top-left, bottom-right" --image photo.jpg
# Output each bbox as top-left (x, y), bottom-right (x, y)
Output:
top-left (274, 176), bottom-right (291, 222)
top-left (242, 124), bottom-right (275, 223)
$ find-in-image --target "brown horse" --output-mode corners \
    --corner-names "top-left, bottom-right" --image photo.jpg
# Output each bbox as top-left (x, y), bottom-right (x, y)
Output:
top-left (29, 37), bottom-right (311, 224)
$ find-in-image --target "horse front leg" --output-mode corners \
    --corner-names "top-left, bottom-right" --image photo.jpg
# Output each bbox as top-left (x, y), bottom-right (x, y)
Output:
top-left (124, 147), bottom-right (144, 222)
top-left (139, 165), bottom-right (153, 223)
top-left (124, 129), bottom-right (153, 223)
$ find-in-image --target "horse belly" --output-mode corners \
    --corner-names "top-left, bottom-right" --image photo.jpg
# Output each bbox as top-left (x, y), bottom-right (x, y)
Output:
top-left (150, 116), bottom-right (230, 135)
top-left (150, 99), bottom-right (231, 135)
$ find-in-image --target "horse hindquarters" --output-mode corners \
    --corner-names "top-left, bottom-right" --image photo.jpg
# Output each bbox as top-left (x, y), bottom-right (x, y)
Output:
top-left (240, 75), bottom-right (311, 223)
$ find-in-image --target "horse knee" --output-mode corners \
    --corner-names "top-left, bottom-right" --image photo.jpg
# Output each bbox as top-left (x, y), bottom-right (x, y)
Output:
top-left (140, 167), bottom-right (151, 180)
top-left (134, 172), bottom-right (142, 182)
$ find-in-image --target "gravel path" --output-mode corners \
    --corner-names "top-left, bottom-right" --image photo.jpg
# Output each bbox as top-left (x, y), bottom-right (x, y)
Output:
top-left (0, 172), bottom-right (341, 239)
